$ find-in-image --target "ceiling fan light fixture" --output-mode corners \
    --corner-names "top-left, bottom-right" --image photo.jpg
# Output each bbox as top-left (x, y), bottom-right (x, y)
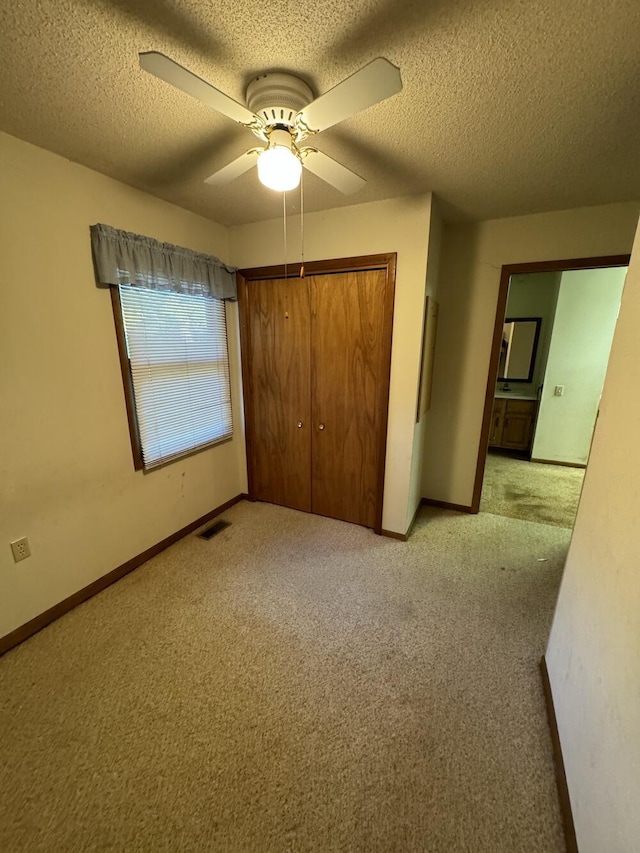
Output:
top-left (140, 53), bottom-right (403, 195)
top-left (257, 129), bottom-right (302, 192)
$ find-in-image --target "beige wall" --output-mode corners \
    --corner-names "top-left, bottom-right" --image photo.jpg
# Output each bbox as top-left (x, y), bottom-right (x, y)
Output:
top-left (532, 266), bottom-right (626, 465)
top-left (545, 219), bottom-right (640, 852)
top-left (229, 195), bottom-right (433, 534)
top-left (411, 200), bottom-right (442, 522)
top-left (423, 201), bottom-right (640, 507)
top-left (0, 132), bottom-right (246, 640)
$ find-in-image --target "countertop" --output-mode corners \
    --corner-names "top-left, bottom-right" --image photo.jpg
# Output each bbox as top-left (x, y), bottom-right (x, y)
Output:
top-left (495, 392), bottom-right (538, 401)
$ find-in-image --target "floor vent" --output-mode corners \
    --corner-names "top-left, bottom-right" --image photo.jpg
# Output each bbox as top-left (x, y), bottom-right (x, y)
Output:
top-left (198, 520), bottom-right (231, 540)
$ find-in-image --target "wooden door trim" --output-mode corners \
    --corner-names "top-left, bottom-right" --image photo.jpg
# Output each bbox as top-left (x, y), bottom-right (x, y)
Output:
top-left (237, 253), bottom-right (397, 534)
top-left (376, 255), bottom-right (397, 534)
top-left (236, 271), bottom-right (264, 508)
top-left (239, 254), bottom-right (395, 281)
top-left (471, 253), bottom-right (630, 513)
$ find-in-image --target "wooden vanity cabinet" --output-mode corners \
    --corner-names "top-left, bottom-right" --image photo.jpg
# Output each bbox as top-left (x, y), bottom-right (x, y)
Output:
top-left (489, 398), bottom-right (506, 445)
top-left (489, 398), bottom-right (537, 452)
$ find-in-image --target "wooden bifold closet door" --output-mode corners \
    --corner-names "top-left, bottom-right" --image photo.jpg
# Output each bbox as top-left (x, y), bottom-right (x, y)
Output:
top-left (239, 256), bottom-right (395, 532)
top-left (244, 276), bottom-right (311, 512)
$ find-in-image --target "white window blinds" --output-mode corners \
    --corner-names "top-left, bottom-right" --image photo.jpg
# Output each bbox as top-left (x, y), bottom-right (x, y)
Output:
top-left (118, 284), bottom-right (232, 469)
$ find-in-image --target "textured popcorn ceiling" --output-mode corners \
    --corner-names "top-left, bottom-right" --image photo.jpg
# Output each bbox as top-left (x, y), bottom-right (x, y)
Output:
top-left (1, 0), bottom-right (639, 226)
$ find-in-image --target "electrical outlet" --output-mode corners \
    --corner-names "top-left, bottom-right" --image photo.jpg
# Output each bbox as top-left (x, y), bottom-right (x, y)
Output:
top-left (10, 537), bottom-right (31, 563)
top-left (554, 385), bottom-right (565, 397)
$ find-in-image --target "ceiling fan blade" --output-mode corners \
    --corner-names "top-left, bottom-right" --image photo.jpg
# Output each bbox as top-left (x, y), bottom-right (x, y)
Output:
top-left (139, 52), bottom-right (264, 134)
top-left (301, 149), bottom-right (366, 194)
top-left (204, 149), bottom-right (261, 185)
top-left (295, 58), bottom-right (402, 137)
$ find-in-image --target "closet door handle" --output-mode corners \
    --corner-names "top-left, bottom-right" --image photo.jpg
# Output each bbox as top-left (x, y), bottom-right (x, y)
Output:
top-left (318, 423), bottom-right (325, 431)
top-left (297, 421), bottom-right (303, 428)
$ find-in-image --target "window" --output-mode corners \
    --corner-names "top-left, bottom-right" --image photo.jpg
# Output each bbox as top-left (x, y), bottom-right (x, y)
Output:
top-left (90, 222), bottom-right (236, 470)
top-left (113, 284), bottom-right (233, 470)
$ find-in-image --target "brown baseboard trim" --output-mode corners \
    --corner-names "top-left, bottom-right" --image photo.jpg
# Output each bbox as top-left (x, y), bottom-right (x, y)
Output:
top-left (531, 458), bottom-right (587, 469)
top-left (381, 528), bottom-right (407, 541)
top-left (404, 496), bottom-right (426, 539)
top-left (381, 498), bottom-right (424, 541)
top-left (381, 494), bottom-right (467, 541)
top-left (540, 655), bottom-right (579, 853)
top-left (421, 498), bottom-right (475, 514)
top-left (0, 493), bottom-right (247, 657)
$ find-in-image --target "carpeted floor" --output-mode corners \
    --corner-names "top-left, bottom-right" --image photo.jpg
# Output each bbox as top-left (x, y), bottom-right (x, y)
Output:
top-left (481, 451), bottom-right (585, 528)
top-left (0, 502), bottom-right (568, 852)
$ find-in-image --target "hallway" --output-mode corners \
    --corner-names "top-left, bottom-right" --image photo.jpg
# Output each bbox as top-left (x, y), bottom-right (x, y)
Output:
top-left (481, 451), bottom-right (585, 528)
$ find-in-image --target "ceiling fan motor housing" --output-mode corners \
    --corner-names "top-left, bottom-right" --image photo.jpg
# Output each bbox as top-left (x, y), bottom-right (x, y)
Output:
top-left (246, 72), bottom-right (314, 129)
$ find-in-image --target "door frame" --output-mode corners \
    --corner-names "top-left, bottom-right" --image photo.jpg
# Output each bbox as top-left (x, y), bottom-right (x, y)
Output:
top-left (237, 253), bottom-right (397, 534)
top-left (472, 253), bottom-right (630, 513)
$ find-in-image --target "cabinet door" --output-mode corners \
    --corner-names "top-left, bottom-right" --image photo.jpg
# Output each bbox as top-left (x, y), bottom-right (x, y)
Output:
top-left (501, 412), bottom-right (533, 450)
top-left (489, 399), bottom-right (505, 446)
top-left (310, 270), bottom-right (391, 528)
top-left (245, 277), bottom-right (311, 512)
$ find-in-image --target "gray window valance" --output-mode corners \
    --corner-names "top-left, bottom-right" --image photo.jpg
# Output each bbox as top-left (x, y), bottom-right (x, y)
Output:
top-left (90, 223), bottom-right (237, 300)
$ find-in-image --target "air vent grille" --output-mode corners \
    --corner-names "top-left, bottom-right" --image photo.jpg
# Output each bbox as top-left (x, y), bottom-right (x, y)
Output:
top-left (198, 519), bottom-right (231, 540)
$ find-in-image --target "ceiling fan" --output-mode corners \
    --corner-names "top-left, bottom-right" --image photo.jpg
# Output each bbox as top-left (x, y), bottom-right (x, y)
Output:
top-left (139, 52), bottom-right (402, 194)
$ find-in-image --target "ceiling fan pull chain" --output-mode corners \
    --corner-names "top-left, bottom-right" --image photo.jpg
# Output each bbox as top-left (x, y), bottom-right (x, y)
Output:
top-left (283, 189), bottom-right (288, 281)
top-left (300, 169), bottom-right (305, 278)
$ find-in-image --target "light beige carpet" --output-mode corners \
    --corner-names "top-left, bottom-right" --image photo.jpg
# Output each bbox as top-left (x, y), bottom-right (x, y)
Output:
top-left (0, 502), bottom-right (568, 852)
top-left (481, 451), bottom-right (585, 528)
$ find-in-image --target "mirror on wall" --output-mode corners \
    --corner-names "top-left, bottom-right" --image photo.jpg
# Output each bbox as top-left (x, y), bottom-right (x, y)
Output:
top-left (498, 317), bottom-right (541, 383)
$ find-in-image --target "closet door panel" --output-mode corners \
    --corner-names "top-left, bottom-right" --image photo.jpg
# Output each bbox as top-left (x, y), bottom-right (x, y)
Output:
top-left (246, 277), bottom-right (311, 511)
top-left (310, 270), bottom-right (388, 528)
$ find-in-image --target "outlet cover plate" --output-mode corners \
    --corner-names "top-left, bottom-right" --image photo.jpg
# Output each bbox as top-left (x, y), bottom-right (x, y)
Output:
top-left (10, 537), bottom-right (31, 562)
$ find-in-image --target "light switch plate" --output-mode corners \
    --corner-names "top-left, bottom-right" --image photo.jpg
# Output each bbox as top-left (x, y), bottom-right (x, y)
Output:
top-left (554, 385), bottom-right (564, 397)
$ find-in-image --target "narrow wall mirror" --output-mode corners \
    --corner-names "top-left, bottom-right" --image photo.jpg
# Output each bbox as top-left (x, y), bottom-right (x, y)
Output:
top-left (498, 317), bottom-right (541, 383)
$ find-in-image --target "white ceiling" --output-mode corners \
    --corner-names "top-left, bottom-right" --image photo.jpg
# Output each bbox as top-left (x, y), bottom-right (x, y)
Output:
top-left (1, 0), bottom-right (639, 226)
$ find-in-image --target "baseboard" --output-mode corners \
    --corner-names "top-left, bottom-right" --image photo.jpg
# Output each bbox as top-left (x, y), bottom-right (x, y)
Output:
top-left (405, 498), bottom-right (424, 539)
top-left (381, 497), bottom-right (425, 541)
top-left (540, 655), bottom-right (579, 853)
top-left (421, 498), bottom-right (475, 514)
top-left (381, 496), bottom-right (474, 541)
top-left (381, 528), bottom-right (407, 541)
top-left (0, 493), bottom-right (247, 657)
top-left (531, 458), bottom-right (587, 469)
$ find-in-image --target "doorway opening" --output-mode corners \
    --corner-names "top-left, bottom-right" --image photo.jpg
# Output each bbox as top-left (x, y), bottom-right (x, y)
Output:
top-left (473, 255), bottom-right (629, 529)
